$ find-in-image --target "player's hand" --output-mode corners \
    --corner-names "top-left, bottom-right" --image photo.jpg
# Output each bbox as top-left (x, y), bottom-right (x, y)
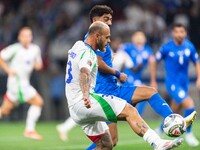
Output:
top-left (8, 70), bottom-right (16, 76)
top-left (82, 95), bottom-right (91, 108)
top-left (150, 80), bottom-right (158, 89)
top-left (196, 78), bottom-right (200, 89)
top-left (119, 73), bottom-right (127, 83)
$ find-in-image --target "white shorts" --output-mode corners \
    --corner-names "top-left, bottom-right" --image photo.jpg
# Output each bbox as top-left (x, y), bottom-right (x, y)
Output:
top-left (69, 93), bottom-right (127, 142)
top-left (5, 83), bottom-right (37, 104)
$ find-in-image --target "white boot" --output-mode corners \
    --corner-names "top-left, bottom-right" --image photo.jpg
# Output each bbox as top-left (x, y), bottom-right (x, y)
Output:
top-left (153, 138), bottom-right (183, 150)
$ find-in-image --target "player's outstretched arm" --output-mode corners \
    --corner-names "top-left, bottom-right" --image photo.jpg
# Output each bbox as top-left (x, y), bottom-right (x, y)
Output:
top-left (80, 67), bottom-right (91, 108)
top-left (97, 55), bottom-right (127, 82)
top-left (150, 59), bottom-right (157, 89)
top-left (195, 62), bottom-right (200, 89)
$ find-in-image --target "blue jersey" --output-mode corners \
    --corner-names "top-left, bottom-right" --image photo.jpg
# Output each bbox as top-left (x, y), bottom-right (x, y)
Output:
top-left (84, 33), bottom-right (136, 103)
top-left (156, 39), bottom-right (198, 85)
top-left (121, 43), bottom-right (153, 85)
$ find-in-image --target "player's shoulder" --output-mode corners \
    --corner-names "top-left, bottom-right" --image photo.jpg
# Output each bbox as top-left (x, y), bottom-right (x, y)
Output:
top-left (4, 42), bottom-right (20, 50)
top-left (184, 39), bottom-right (195, 48)
top-left (29, 43), bottom-right (41, 50)
top-left (160, 40), bottom-right (174, 49)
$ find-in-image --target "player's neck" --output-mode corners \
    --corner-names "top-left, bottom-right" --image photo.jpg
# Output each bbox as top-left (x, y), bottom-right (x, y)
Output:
top-left (84, 39), bottom-right (97, 51)
top-left (174, 39), bottom-right (183, 46)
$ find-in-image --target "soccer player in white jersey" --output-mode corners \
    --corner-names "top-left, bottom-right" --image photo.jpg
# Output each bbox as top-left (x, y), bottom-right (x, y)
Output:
top-left (65, 21), bottom-right (183, 150)
top-left (0, 27), bottom-right (43, 140)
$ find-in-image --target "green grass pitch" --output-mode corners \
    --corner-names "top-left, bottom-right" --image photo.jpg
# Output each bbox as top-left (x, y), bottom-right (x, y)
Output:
top-left (0, 120), bottom-right (199, 150)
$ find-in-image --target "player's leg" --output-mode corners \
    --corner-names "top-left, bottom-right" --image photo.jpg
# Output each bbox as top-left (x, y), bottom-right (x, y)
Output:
top-left (118, 103), bottom-right (183, 149)
top-left (93, 93), bottom-right (182, 149)
top-left (25, 92), bottom-right (43, 140)
top-left (170, 100), bottom-right (182, 113)
top-left (56, 117), bottom-right (77, 141)
top-left (95, 129), bottom-right (113, 150)
top-left (0, 96), bottom-right (15, 118)
top-left (119, 85), bottom-right (173, 118)
top-left (86, 122), bottom-right (118, 150)
top-left (180, 96), bottom-right (199, 147)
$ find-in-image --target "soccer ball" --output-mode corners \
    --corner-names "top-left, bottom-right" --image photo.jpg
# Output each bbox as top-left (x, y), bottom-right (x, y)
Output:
top-left (163, 114), bottom-right (186, 137)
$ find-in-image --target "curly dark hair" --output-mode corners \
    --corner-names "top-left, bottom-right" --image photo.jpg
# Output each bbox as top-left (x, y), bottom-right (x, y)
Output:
top-left (89, 5), bottom-right (113, 23)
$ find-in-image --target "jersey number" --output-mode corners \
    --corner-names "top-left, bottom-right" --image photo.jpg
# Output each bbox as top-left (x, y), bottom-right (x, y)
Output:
top-left (66, 61), bottom-right (73, 83)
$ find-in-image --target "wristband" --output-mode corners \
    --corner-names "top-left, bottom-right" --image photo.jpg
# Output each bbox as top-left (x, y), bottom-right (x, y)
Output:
top-left (115, 70), bottom-right (120, 78)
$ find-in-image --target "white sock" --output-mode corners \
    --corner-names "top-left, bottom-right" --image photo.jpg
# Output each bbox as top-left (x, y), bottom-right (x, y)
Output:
top-left (25, 105), bottom-right (42, 131)
top-left (143, 129), bottom-right (161, 146)
top-left (61, 117), bottom-right (77, 133)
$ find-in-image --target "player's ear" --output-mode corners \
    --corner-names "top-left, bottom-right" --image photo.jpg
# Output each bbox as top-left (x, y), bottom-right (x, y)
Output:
top-left (92, 17), bottom-right (98, 22)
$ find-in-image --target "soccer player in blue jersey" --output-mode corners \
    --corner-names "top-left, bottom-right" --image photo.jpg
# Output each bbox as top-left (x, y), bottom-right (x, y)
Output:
top-left (120, 31), bottom-right (155, 116)
top-left (151, 23), bottom-right (200, 147)
top-left (85, 5), bottom-right (196, 150)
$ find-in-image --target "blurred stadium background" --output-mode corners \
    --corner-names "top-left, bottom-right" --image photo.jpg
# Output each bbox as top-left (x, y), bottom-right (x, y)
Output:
top-left (0, 0), bottom-right (200, 149)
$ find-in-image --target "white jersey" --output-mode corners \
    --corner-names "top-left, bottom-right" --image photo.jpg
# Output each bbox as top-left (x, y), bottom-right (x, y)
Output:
top-left (0, 42), bottom-right (42, 85)
top-left (112, 49), bottom-right (134, 71)
top-left (65, 41), bottom-right (98, 106)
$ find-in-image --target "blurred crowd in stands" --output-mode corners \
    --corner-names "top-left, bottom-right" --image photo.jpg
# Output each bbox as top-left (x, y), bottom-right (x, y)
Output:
top-left (0, 0), bottom-right (200, 67)
top-left (0, 0), bottom-right (200, 120)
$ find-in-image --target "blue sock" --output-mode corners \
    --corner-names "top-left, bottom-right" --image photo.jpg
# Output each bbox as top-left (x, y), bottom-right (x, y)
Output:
top-left (148, 93), bottom-right (173, 118)
top-left (86, 143), bottom-right (96, 150)
top-left (137, 101), bottom-right (147, 116)
top-left (184, 107), bottom-right (195, 133)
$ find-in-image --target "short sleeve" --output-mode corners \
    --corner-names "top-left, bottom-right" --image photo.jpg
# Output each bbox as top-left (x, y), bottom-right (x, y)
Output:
top-left (190, 43), bottom-right (199, 63)
top-left (156, 45), bottom-right (166, 62)
top-left (0, 45), bottom-right (17, 61)
top-left (123, 51), bottom-right (134, 68)
top-left (78, 50), bottom-right (94, 72)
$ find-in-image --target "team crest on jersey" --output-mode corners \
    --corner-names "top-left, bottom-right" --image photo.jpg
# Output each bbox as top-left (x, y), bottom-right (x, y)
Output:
top-left (87, 60), bottom-right (92, 66)
top-left (169, 52), bottom-right (175, 57)
top-left (184, 49), bottom-right (190, 56)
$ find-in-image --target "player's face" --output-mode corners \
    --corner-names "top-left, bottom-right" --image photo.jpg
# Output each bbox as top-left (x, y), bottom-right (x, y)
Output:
top-left (94, 14), bottom-right (112, 27)
top-left (18, 29), bottom-right (33, 48)
top-left (172, 27), bottom-right (187, 44)
top-left (132, 32), bottom-right (146, 48)
top-left (96, 28), bottom-right (111, 52)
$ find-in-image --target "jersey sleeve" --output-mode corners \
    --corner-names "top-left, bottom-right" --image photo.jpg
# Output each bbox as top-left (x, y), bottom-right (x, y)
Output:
top-left (0, 45), bottom-right (17, 61)
top-left (124, 52), bottom-right (134, 68)
top-left (155, 45), bottom-right (166, 62)
top-left (78, 50), bottom-right (94, 72)
top-left (35, 46), bottom-right (43, 64)
top-left (190, 43), bottom-right (199, 63)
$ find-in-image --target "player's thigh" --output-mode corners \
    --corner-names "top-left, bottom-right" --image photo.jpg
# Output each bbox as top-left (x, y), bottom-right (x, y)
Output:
top-left (117, 85), bottom-right (137, 104)
top-left (1, 98), bottom-right (15, 116)
top-left (180, 97), bottom-right (194, 109)
top-left (131, 86), bottom-right (157, 104)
